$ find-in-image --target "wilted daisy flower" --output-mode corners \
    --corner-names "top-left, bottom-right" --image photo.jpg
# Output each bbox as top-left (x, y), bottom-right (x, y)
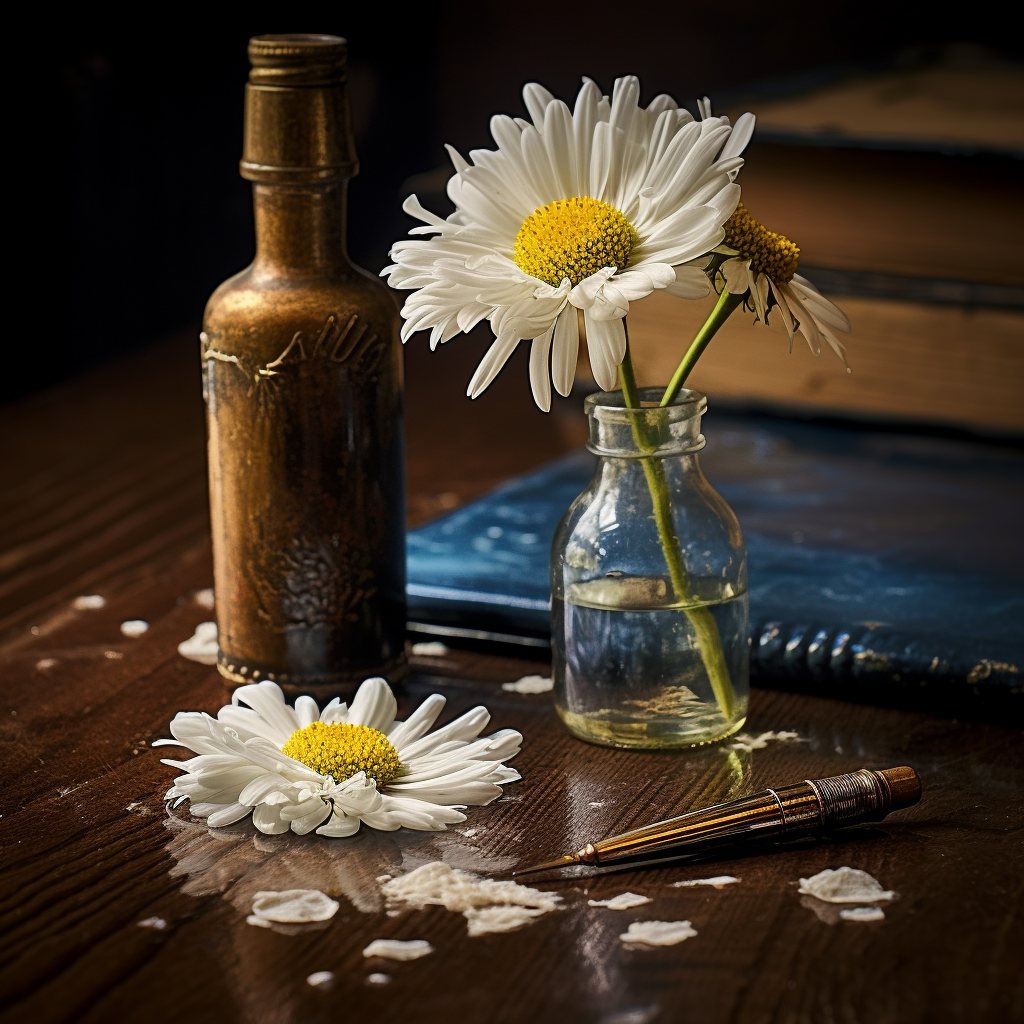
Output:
top-left (717, 202), bottom-right (851, 367)
top-left (384, 76), bottom-right (752, 409)
top-left (157, 678), bottom-right (522, 837)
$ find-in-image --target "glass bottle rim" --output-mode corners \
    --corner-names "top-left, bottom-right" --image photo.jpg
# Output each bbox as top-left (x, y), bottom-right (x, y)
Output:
top-left (584, 386), bottom-right (706, 417)
top-left (585, 387), bottom-right (707, 458)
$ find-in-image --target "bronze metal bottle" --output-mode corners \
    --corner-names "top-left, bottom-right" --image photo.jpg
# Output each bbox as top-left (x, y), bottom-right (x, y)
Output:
top-left (201, 34), bottom-right (406, 696)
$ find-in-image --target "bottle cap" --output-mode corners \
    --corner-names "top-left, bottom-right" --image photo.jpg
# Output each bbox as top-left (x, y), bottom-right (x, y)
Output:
top-left (241, 34), bottom-right (358, 182)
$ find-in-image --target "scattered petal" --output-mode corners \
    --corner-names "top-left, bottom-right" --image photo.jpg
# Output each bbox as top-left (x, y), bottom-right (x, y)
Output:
top-left (193, 588), bottom-right (216, 610)
top-left (363, 939), bottom-right (434, 961)
top-left (798, 867), bottom-right (895, 904)
top-left (381, 862), bottom-right (560, 936)
top-left (670, 876), bottom-right (739, 889)
top-left (120, 619), bottom-right (149, 638)
top-left (73, 595), bottom-right (105, 610)
top-left (501, 675), bottom-right (553, 694)
top-left (366, 973), bottom-right (391, 985)
top-left (588, 892), bottom-right (652, 910)
top-left (306, 971), bottom-right (335, 988)
top-left (620, 920), bottom-right (697, 946)
top-left (727, 730), bottom-right (803, 752)
top-left (411, 641), bottom-right (450, 656)
top-left (177, 621), bottom-right (218, 665)
top-left (464, 905), bottom-right (548, 935)
top-left (137, 917), bottom-right (167, 930)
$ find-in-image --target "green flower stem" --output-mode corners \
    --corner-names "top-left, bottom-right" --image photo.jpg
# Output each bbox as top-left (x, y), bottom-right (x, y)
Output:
top-left (660, 289), bottom-right (745, 408)
top-left (617, 340), bottom-right (737, 722)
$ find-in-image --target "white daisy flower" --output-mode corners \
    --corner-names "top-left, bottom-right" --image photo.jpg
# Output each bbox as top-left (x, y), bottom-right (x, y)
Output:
top-left (717, 202), bottom-right (852, 368)
top-left (384, 76), bottom-right (753, 409)
top-left (157, 678), bottom-right (522, 837)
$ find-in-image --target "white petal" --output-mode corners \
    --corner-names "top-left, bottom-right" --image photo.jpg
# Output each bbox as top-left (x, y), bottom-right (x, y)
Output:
top-left (519, 124), bottom-right (561, 208)
top-left (721, 112), bottom-right (755, 161)
top-left (445, 143), bottom-right (470, 174)
top-left (401, 194), bottom-right (447, 232)
top-left (584, 313), bottom-right (626, 392)
top-left (540, 100), bottom-right (578, 202)
top-left (467, 331), bottom-right (520, 399)
top-left (551, 306), bottom-right (580, 397)
top-left (751, 273), bottom-right (771, 322)
top-left (399, 706), bottom-right (492, 761)
top-left (253, 801), bottom-right (291, 835)
top-left (289, 803), bottom-right (334, 835)
top-left (316, 809), bottom-right (362, 837)
top-left (232, 682), bottom-right (299, 740)
top-left (646, 93), bottom-right (677, 117)
top-left (215, 705), bottom-right (286, 745)
top-left (786, 290), bottom-right (824, 355)
top-left (294, 695), bottom-right (320, 729)
top-left (348, 677), bottom-right (398, 732)
top-left (522, 82), bottom-right (556, 128)
top-left (165, 713), bottom-right (236, 755)
top-left (665, 265), bottom-right (712, 298)
top-left (613, 264), bottom-right (675, 300)
top-left (386, 775), bottom-right (505, 806)
top-left (529, 324), bottom-right (554, 412)
top-left (332, 772), bottom-right (385, 814)
top-left (721, 258), bottom-right (751, 295)
top-left (817, 321), bottom-right (851, 366)
top-left (206, 802), bottom-right (253, 827)
top-left (238, 773), bottom-right (293, 806)
top-left (280, 795), bottom-right (331, 822)
top-left (772, 282), bottom-right (798, 349)
top-left (573, 77), bottom-right (602, 196)
top-left (361, 794), bottom-right (466, 832)
top-left (388, 694), bottom-right (447, 751)
top-left (320, 698), bottom-right (350, 725)
top-left (788, 275), bottom-right (852, 332)
top-left (589, 121), bottom-right (620, 201)
top-left (608, 76), bottom-right (641, 138)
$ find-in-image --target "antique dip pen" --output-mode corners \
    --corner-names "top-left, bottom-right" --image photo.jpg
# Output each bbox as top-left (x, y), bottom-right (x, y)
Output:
top-left (514, 766), bottom-right (921, 876)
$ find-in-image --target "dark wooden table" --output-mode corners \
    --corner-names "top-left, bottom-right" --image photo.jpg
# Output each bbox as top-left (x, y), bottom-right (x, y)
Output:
top-left (1, 330), bottom-right (1021, 1024)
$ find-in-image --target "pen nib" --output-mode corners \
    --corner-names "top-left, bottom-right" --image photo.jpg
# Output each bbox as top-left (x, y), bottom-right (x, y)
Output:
top-left (512, 854), bottom-right (578, 877)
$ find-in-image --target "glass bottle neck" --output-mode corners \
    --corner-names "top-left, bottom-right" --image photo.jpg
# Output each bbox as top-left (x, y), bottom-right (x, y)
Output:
top-left (585, 387), bottom-right (707, 459)
top-left (252, 181), bottom-right (349, 275)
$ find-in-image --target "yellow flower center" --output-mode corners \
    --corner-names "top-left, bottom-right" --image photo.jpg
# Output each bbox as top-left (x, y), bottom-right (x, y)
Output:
top-left (282, 721), bottom-right (402, 787)
top-left (723, 203), bottom-right (800, 284)
top-left (514, 197), bottom-right (637, 287)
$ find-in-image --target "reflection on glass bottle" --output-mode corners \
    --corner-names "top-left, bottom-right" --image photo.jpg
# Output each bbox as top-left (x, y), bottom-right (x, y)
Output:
top-left (202, 36), bottom-right (405, 696)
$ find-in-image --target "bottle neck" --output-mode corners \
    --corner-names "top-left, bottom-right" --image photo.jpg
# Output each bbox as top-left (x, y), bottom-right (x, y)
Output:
top-left (252, 181), bottom-right (349, 275)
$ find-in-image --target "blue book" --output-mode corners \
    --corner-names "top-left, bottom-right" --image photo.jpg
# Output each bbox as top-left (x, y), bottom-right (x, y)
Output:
top-left (407, 413), bottom-right (1024, 715)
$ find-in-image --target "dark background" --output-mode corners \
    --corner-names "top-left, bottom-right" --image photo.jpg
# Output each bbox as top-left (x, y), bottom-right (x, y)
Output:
top-left (13, 3), bottom-right (1021, 401)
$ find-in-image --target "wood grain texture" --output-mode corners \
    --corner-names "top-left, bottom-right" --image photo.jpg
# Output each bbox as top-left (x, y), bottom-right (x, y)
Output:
top-left (1, 325), bottom-right (1022, 1024)
top-left (627, 289), bottom-right (1024, 433)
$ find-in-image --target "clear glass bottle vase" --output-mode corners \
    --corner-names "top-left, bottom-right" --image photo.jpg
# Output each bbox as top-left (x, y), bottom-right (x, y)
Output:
top-left (551, 387), bottom-right (749, 749)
